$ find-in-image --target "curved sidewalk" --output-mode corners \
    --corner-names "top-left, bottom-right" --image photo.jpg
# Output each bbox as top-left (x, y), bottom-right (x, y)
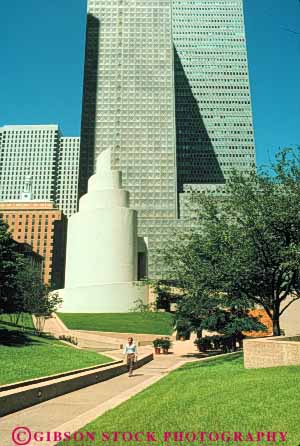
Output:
top-left (40, 314), bottom-right (177, 352)
top-left (0, 351), bottom-right (201, 446)
top-left (1, 316), bottom-right (234, 446)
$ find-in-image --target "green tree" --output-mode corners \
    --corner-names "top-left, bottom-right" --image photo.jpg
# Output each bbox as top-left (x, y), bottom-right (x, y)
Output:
top-left (16, 261), bottom-right (62, 333)
top-left (162, 148), bottom-right (300, 337)
top-left (171, 278), bottom-right (266, 343)
top-left (0, 217), bottom-right (62, 330)
top-left (32, 291), bottom-right (62, 334)
top-left (0, 218), bottom-right (25, 315)
top-left (147, 280), bottom-right (180, 311)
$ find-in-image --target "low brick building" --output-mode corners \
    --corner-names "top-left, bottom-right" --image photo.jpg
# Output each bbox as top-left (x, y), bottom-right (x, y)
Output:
top-left (0, 201), bottom-right (67, 288)
top-left (15, 241), bottom-right (44, 276)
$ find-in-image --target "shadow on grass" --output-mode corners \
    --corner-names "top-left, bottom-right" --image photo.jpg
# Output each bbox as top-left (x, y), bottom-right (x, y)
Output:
top-left (0, 319), bottom-right (34, 331)
top-left (0, 327), bottom-right (54, 347)
top-left (0, 329), bottom-right (42, 347)
top-left (174, 352), bottom-right (243, 372)
top-left (180, 350), bottom-right (225, 359)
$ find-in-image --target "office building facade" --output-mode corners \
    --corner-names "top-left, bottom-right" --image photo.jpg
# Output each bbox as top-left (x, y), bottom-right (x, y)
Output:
top-left (0, 201), bottom-right (67, 287)
top-left (0, 125), bottom-right (80, 218)
top-left (79, 0), bottom-right (178, 222)
top-left (57, 137), bottom-right (80, 218)
top-left (0, 125), bottom-right (60, 202)
top-left (173, 0), bottom-right (255, 195)
top-left (78, 0), bottom-right (256, 277)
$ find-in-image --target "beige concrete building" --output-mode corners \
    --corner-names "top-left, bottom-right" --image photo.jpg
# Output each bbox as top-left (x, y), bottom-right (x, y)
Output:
top-left (280, 297), bottom-right (300, 336)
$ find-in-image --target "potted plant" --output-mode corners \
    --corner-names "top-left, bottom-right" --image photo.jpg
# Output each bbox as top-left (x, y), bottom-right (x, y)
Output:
top-left (160, 337), bottom-right (172, 354)
top-left (152, 338), bottom-right (162, 354)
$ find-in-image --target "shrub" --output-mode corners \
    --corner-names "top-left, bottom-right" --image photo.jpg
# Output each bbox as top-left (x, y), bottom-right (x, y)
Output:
top-left (221, 335), bottom-right (236, 352)
top-left (59, 334), bottom-right (78, 346)
top-left (210, 335), bottom-right (223, 350)
top-left (194, 335), bottom-right (238, 353)
top-left (194, 337), bottom-right (212, 352)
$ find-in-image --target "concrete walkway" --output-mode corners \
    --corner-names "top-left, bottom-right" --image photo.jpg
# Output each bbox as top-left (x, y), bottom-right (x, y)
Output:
top-left (0, 350), bottom-right (197, 446)
top-left (41, 315), bottom-right (160, 352)
top-left (41, 314), bottom-right (198, 355)
top-left (0, 314), bottom-right (211, 446)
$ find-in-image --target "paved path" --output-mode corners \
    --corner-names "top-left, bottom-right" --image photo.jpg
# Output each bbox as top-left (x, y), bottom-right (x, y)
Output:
top-left (74, 329), bottom-right (176, 344)
top-left (41, 315), bottom-right (123, 352)
top-left (41, 314), bottom-right (198, 354)
top-left (41, 316), bottom-right (172, 352)
top-left (0, 351), bottom-right (197, 446)
top-left (0, 315), bottom-right (206, 446)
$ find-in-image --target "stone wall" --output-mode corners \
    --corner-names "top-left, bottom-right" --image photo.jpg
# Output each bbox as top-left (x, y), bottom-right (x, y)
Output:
top-left (244, 336), bottom-right (300, 369)
top-left (0, 352), bottom-right (153, 417)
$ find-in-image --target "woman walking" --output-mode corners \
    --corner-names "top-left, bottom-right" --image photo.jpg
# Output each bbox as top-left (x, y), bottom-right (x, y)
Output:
top-left (123, 337), bottom-right (138, 377)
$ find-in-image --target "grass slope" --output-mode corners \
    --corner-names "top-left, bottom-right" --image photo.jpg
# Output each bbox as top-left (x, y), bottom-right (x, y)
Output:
top-left (0, 317), bottom-right (112, 385)
top-left (60, 354), bottom-right (300, 446)
top-left (58, 312), bottom-right (174, 335)
top-left (0, 313), bottom-right (35, 328)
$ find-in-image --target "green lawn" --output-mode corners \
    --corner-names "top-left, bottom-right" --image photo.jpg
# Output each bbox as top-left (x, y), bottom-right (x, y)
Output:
top-left (0, 317), bottom-right (112, 386)
top-left (60, 354), bottom-right (300, 446)
top-left (58, 312), bottom-right (174, 335)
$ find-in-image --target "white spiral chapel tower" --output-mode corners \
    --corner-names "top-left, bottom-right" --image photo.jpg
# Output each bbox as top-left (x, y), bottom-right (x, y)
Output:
top-left (59, 149), bottom-right (147, 312)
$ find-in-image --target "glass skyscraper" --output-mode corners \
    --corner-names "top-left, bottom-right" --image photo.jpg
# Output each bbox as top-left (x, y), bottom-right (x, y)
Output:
top-left (57, 137), bottom-right (81, 218)
top-left (173, 0), bottom-right (255, 195)
top-left (0, 125), bottom-right (80, 219)
top-left (0, 125), bottom-right (60, 202)
top-left (79, 0), bottom-right (256, 277)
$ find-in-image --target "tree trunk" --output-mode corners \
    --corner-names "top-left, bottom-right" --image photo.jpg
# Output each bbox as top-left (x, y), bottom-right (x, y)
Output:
top-left (35, 316), bottom-right (45, 335)
top-left (272, 318), bottom-right (281, 336)
top-left (16, 313), bottom-right (20, 326)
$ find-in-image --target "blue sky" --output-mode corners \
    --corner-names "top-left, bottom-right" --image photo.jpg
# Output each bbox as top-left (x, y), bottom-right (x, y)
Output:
top-left (0, 0), bottom-right (299, 167)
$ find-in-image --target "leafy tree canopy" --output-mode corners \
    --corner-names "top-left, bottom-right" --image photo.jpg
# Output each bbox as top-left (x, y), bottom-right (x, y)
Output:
top-left (0, 217), bottom-right (62, 328)
top-left (160, 148), bottom-right (300, 336)
top-left (0, 218), bottom-right (25, 314)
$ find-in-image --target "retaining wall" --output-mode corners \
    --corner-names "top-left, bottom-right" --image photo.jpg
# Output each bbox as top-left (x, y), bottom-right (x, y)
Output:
top-left (244, 336), bottom-right (300, 369)
top-left (0, 353), bottom-right (153, 417)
